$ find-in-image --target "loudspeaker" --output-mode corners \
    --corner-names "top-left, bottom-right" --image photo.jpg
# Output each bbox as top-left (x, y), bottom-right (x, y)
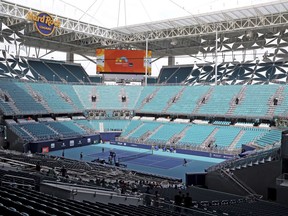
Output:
top-left (121, 96), bottom-right (126, 102)
top-left (274, 98), bottom-right (278, 106)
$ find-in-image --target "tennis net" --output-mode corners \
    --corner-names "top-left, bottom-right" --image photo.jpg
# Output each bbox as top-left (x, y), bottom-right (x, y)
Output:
top-left (118, 150), bottom-right (152, 162)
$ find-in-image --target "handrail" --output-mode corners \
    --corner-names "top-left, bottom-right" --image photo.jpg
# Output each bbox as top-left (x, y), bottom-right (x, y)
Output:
top-left (142, 192), bottom-right (216, 216)
top-left (1, 174), bottom-right (36, 189)
top-left (206, 146), bottom-right (280, 172)
top-left (220, 169), bottom-right (260, 198)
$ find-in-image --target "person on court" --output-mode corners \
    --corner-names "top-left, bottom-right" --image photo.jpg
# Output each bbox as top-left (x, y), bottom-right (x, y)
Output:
top-left (183, 158), bottom-right (187, 166)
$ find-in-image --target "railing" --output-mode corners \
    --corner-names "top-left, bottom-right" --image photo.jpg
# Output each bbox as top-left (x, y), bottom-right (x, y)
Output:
top-left (1, 174), bottom-right (36, 189)
top-left (141, 192), bottom-right (216, 216)
top-left (220, 169), bottom-right (260, 198)
top-left (116, 136), bottom-right (240, 156)
top-left (206, 145), bottom-right (281, 172)
top-left (276, 173), bottom-right (288, 186)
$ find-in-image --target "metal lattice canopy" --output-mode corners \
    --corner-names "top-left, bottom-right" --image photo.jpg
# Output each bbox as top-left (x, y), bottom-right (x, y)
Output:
top-left (1, 0), bottom-right (288, 57)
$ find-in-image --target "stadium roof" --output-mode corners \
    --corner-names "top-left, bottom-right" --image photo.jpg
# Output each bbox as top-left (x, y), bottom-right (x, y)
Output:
top-left (1, 0), bottom-right (288, 57)
top-left (114, 1), bottom-right (288, 34)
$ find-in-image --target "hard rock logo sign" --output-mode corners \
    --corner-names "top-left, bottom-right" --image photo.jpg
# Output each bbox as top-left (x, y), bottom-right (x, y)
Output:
top-left (26, 12), bottom-right (61, 36)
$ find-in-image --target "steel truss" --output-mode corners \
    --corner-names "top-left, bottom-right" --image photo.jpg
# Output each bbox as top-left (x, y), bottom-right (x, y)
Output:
top-left (0, 0), bottom-right (288, 56)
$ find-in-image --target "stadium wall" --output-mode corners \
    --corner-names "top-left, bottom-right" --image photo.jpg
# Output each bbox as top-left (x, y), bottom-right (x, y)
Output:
top-left (205, 171), bottom-right (250, 197)
top-left (100, 132), bottom-right (121, 142)
top-left (28, 135), bottom-right (100, 153)
top-left (275, 184), bottom-right (288, 206)
top-left (206, 160), bottom-right (281, 199)
top-left (234, 160), bottom-right (281, 200)
top-left (6, 127), bottom-right (26, 152)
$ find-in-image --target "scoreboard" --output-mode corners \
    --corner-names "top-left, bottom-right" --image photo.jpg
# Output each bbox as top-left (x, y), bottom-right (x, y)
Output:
top-left (96, 49), bottom-right (151, 74)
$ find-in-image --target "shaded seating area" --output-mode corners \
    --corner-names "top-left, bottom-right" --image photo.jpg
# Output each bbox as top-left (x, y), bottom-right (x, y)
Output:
top-left (27, 59), bottom-right (91, 83)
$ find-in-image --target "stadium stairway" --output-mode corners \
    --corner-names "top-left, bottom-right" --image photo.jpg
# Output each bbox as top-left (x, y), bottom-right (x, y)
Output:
top-left (200, 127), bottom-right (219, 148)
top-left (166, 85), bottom-right (211, 115)
top-left (226, 86), bottom-right (247, 116)
top-left (168, 125), bottom-right (190, 146)
top-left (135, 87), bottom-right (160, 111)
top-left (0, 90), bottom-right (20, 115)
top-left (23, 82), bottom-right (52, 114)
top-left (227, 130), bottom-right (246, 150)
top-left (266, 85), bottom-right (285, 118)
top-left (162, 86), bottom-right (186, 113)
top-left (52, 84), bottom-right (81, 112)
top-left (44, 61), bottom-right (81, 83)
top-left (192, 86), bottom-right (214, 114)
top-left (62, 63), bottom-right (91, 84)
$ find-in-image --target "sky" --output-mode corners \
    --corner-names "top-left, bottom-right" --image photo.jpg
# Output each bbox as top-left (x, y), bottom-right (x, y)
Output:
top-left (8, 0), bottom-right (280, 76)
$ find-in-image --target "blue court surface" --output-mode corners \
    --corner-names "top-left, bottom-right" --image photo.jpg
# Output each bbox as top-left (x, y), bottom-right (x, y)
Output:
top-left (48, 143), bottom-right (225, 180)
top-left (87, 149), bottom-right (189, 169)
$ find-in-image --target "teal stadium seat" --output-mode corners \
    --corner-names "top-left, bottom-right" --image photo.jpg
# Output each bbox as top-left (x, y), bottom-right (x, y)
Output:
top-left (233, 85), bottom-right (278, 117)
top-left (166, 85), bottom-right (210, 114)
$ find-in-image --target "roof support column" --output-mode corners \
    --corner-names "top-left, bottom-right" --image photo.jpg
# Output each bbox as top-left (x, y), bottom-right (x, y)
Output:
top-left (66, 52), bottom-right (74, 63)
top-left (168, 56), bottom-right (175, 66)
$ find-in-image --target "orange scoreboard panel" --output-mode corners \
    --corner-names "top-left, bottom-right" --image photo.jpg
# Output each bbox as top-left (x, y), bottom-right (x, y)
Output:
top-left (96, 49), bottom-right (151, 74)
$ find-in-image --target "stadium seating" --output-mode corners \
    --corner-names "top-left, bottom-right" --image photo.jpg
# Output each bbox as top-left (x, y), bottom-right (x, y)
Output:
top-left (8, 124), bottom-right (34, 142)
top-left (234, 128), bottom-right (265, 148)
top-left (76, 119), bottom-right (100, 131)
top-left (0, 81), bottom-right (48, 115)
top-left (177, 124), bottom-right (217, 147)
top-left (134, 86), bottom-right (158, 109)
top-left (166, 85), bottom-right (210, 114)
top-left (46, 121), bottom-right (88, 138)
top-left (208, 198), bottom-right (288, 216)
top-left (140, 86), bottom-right (183, 113)
top-left (0, 79), bottom-right (285, 153)
top-left (62, 63), bottom-right (91, 83)
top-left (45, 62), bottom-right (80, 83)
top-left (274, 85), bottom-right (288, 117)
top-left (166, 66), bottom-right (193, 84)
top-left (28, 60), bottom-right (62, 82)
top-left (197, 85), bottom-right (242, 116)
top-left (21, 122), bottom-right (58, 141)
top-left (123, 86), bottom-right (143, 110)
top-left (27, 59), bottom-right (91, 84)
top-left (157, 67), bottom-right (179, 83)
top-left (1, 80), bottom-right (287, 121)
top-left (73, 85), bottom-right (95, 109)
top-left (0, 94), bottom-right (15, 115)
top-left (213, 127), bottom-right (241, 148)
top-left (29, 83), bottom-right (75, 113)
top-left (232, 85), bottom-right (278, 117)
top-left (76, 119), bottom-right (130, 132)
top-left (147, 123), bottom-right (186, 143)
top-left (254, 129), bottom-right (282, 147)
top-left (55, 84), bottom-right (84, 111)
top-left (94, 85), bottom-right (123, 110)
top-left (120, 120), bottom-right (143, 137)
top-left (127, 121), bottom-right (162, 140)
top-left (89, 76), bottom-right (102, 83)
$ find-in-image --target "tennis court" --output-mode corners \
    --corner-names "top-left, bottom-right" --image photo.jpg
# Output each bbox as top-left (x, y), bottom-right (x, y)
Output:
top-left (48, 143), bottom-right (224, 180)
top-left (87, 149), bottom-right (190, 169)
